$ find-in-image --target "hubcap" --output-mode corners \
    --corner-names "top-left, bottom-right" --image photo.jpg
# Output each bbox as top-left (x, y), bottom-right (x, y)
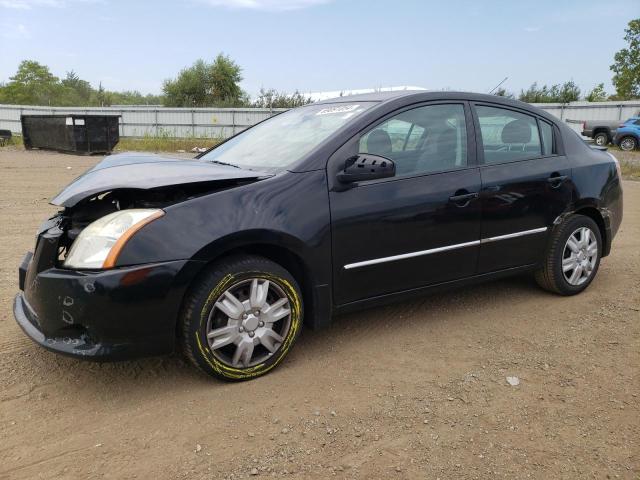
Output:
top-left (621, 138), bottom-right (635, 151)
top-left (595, 135), bottom-right (606, 146)
top-left (562, 227), bottom-right (598, 286)
top-left (206, 278), bottom-right (291, 368)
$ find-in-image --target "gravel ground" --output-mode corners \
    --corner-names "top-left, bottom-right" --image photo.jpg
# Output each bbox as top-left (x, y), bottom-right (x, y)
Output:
top-left (0, 149), bottom-right (638, 480)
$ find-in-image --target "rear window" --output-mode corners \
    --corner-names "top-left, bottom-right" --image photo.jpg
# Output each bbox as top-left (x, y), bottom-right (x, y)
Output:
top-left (476, 106), bottom-right (542, 164)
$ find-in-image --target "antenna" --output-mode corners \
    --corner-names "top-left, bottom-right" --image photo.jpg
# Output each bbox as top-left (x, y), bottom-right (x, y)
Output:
top-left (488, 77), bottom-right (509, 94)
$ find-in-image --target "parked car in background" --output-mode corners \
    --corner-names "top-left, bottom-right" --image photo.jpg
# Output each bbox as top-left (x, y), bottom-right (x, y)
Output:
top-left (14, 91), bottom-right (624, 381)
top-left (613, 116), bottom-right (640, 151)
top-left (581, 119), bottom-right (622, 146)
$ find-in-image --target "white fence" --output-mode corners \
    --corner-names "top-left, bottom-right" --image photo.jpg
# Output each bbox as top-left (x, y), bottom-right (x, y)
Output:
top-left (0, 104), bottom-right (287, 138)
top-left (1, 100), bottom-right (639, 139)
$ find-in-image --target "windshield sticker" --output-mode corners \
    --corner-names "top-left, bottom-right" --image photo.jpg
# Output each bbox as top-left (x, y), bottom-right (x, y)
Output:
top-left (316, 105), bottom-right (360, 116)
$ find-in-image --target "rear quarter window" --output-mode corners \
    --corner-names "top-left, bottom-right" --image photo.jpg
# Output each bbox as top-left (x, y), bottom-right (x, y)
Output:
top-left (540, 120), bottom-right (555, 156)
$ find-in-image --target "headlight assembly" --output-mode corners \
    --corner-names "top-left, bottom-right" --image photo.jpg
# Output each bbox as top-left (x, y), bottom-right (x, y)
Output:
top-left (64, 209), bottom-right (164, 269)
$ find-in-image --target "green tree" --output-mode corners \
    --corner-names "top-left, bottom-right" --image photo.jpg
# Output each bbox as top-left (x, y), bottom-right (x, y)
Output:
top-left (209, 53), bottom-right (244, 104)
top-left (253, 88), bottom-right (312, 108)
top-left (610, 18), bottom-right (640, 99)
top-left (60, 70), bottom-right (93, 105)
top-left (162, 54), bottom-right (245, 107)
top-left (557, 80), bottom-right (581, 103)
top-left (585, 83), bottom-right (608, 102)
top-left (519, 81), bottom-right (581, 103)
top-left (492, 87), bottom-right (513, 99)
top-left (0, 60), bottom-right (60, 105)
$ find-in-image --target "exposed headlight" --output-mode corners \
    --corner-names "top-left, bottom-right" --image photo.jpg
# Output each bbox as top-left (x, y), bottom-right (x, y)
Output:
top-left (64, 209), bottom-right (164, 269)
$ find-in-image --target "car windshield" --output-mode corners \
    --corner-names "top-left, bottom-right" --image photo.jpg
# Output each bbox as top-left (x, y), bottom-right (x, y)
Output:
top-left (200, 102), bottom-right (375, 171)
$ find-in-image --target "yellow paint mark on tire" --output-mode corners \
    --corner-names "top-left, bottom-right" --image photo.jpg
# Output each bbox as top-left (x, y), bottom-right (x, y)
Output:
top-left (195, 271), bottom-right (302, 380)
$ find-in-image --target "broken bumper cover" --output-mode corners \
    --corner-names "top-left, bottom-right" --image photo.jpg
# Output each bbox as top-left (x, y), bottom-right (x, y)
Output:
top-left (14, 257), bottom-right (202, 361)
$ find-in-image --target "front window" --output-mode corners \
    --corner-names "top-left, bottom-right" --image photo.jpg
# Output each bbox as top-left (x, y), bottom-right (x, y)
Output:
top-left (200, 102), bottom-right (375, 171)
top-left (358, 104), bottom-right (467, 176)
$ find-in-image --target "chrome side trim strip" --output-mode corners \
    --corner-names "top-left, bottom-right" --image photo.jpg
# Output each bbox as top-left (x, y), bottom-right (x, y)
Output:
top-left (343, 240), bottom-right (481, 270)
top-left (343, 227), bottom-right (548, 270)
top-left (480, 227), bottom-right (548, 244)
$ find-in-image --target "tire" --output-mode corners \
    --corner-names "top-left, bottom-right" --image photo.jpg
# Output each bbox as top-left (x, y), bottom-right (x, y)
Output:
top-left (535, 215), bottom-right (602, 296)
top-left (619, 136), bottom-right (638, 151)
top-left (593, 132), bottom-right (609, 146)
top-left (180, 255), bottom-right (303, 381)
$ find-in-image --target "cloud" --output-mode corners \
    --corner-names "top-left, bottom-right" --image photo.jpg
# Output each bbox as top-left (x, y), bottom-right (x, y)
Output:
top-left (197, 0), bottom-right (332, 11)
top-left (524, 26), bottom-right (540, 33)
top-left (0, 22), bottom-right (30, 38)
top-left (0, 0), bottom-right (61, 8)
top-left (0, 0), bottom-right (101, 8)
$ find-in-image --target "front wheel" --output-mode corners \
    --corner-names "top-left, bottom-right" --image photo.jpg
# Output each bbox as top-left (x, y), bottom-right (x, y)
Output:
top-left (594, 132), bottom-right (609, 146)
top-left (180, 255), bottom-right (303, 381)
top-left (535, 215), bottom-right (602, 296)
top-left (619, 136), bottom-right (638, 151)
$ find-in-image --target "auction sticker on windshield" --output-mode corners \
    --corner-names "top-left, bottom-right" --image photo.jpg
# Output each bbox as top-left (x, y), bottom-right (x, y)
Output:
top-left (316, 104), bottom-right (361, 116)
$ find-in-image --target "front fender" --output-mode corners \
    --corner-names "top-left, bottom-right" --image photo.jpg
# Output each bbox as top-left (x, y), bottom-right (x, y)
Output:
top-left (115, 169), bottom-right (332, 285)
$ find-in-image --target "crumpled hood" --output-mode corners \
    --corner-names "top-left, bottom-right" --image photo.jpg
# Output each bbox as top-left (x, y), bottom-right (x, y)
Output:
top-left (50, 152), bottom-right (267, 207)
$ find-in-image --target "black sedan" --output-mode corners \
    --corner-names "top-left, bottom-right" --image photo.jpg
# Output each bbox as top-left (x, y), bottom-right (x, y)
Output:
top-left (14, 91), bottom-right (623, 381)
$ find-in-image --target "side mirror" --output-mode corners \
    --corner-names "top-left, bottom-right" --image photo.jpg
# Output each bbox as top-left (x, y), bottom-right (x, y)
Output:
top-left (337, 154), bottom-right (396, 183)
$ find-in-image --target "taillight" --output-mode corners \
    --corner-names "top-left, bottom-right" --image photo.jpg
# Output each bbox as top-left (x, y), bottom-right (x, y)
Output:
top-left (582, 121), bottom-right (586, 130)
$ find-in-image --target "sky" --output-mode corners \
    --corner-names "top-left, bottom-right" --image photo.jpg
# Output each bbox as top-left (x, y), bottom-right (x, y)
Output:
top-left (0, 0), bottom-right (638, 98)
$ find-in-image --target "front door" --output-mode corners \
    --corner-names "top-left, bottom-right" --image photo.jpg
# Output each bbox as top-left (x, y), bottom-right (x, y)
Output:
top-left (472, 103), bottom-right (573, 273)
top-left (329, 102), bottom-right (482, 305)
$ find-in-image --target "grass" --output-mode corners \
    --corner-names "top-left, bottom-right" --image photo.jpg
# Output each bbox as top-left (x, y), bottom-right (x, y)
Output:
top-left (115, 129), bottom-right (223, 153)
top-left (115, 135), bottom-right (222, 153)
top-left (0, 135), bottom-right (23, 147)
top-left (620, 160), bottom-right (640, 180)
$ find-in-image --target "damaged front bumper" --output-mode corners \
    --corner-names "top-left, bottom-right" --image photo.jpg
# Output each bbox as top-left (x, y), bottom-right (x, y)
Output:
top-left (14, 218), bottom-right (203, 361)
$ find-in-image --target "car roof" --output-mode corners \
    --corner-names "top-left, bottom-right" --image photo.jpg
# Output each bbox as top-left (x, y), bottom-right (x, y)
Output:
top-left (315, 90), bottom-right (558, 123)
top-left (315, 90), bottom-right (524, 104)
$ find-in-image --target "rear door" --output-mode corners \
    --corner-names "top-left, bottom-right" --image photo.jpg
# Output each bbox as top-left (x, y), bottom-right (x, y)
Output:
top-left (329, 102), bottom-right (482, 305)
top-left (472, 104), bottom-right (572, 273)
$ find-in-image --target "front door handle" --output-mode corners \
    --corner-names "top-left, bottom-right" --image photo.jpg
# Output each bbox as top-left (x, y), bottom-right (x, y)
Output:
top-left (449, 192), bottom-right (478, 206)
top-left (547, 174), bottom-right (568, 188)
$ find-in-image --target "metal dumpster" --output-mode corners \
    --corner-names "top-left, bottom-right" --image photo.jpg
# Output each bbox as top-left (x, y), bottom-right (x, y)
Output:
top-left (21, 114), bottom-right (120, 154)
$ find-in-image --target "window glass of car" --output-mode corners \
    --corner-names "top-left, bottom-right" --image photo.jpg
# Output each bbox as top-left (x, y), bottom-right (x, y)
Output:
top-left (539, 120), bottom-right (554, 155)
top-left (476, 106), bottom-right (542, 164)
top-left (358, 104), bottom-right (467, 176)
top-left (200, 102), bottom-right (375, 172)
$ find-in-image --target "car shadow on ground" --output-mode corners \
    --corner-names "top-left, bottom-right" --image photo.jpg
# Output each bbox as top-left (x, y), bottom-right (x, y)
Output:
top-left (21, 276), bottom-right (549, 390)
top-left (14, 274), bottom-right (543, 398)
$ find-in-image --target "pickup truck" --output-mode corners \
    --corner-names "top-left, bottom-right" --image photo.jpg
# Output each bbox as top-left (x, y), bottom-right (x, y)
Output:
top-left (581, 120), bottom-right (621, 146)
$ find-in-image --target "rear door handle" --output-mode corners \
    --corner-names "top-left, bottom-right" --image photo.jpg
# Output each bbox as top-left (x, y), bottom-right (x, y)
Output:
top-left (449, 192), bottom-right (478, 205)
top-left (547, 175), bottom-right (568, 187)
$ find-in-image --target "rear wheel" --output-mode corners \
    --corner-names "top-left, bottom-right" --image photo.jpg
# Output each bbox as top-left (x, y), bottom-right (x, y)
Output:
top-left (593, 132), bottom-right (609, 146)
top-left (619, 136), bottom-right (637, 151)
top-left (180, 255), bottom-right (303, 381)
top-left (535, 215), bottom-right (602, 296)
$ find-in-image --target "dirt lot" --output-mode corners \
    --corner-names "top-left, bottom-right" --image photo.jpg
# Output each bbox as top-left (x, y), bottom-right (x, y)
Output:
top-left (0, 149), bottom-right (638, 480)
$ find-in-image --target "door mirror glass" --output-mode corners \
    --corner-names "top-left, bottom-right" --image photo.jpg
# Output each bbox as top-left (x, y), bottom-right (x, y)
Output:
top-left (337, 154), bottom-right (396, 183)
